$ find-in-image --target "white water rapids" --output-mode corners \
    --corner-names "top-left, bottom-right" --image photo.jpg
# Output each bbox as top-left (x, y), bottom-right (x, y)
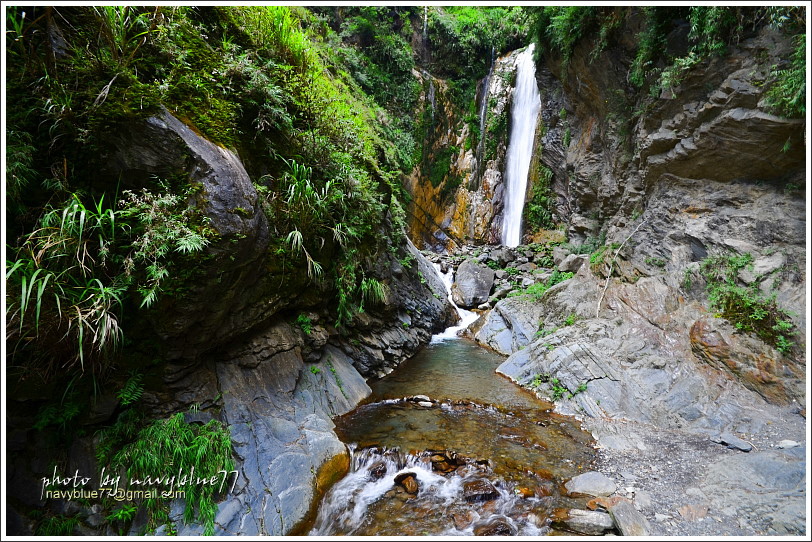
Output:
top-left (430, 263), bottom-right (479, 343)
top-left (501, 44), bottom-right (541, 247)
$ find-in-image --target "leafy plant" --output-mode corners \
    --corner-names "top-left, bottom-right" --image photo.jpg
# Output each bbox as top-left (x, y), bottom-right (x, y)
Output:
top-left (766, 33), bottom-right (805, 118)
top-left (36, 515), bottom-right (80, 536)
top-left (296, 313), bottom-right (313, 335)
top-left (645, 256), bottom-right (667, 268)
top-left (310, 365), bottom-right (321, 375)
top-left (103, 412), bottom-right (234, 535)
top-left (700, 252), bottom-right (797, 354)
top-left (508, 270), bottom-right (574, 301)
top-left (563, 313), bottom-right (578, 326)
top-left (117, 371), bottom-right (144, 406)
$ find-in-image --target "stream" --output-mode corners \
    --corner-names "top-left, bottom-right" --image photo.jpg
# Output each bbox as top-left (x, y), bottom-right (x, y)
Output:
top-left (309, 268), bottom-right (597, 536)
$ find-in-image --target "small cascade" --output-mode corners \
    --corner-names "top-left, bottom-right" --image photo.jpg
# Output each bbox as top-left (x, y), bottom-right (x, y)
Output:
top-left (310, 446), bottom-right (544, 536)
top-left (431, 263), bottom-right (479, 342)
top-left (501, 44), bottom-right (541, 247)
top-left (422, 6), bottom-right (428, 43)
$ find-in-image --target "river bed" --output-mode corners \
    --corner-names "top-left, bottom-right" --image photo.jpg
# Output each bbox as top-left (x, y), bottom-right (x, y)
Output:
top-left (309, 338), bottom-right (597, 536)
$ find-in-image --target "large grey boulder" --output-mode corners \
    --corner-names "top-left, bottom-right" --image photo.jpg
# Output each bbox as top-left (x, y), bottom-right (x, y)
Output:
top-left (564, 471), bottom-right (617, 497)
top-left (474, 297), bottom-right (546, 355)
top-left (102, 107), bottom-right (274, 360)
top-left (451, 259), bottom-right (495, 309)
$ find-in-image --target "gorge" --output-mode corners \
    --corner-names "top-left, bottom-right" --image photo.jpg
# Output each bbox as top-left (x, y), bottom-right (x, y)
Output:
top-left (3, 5), bottom-right (807, 538)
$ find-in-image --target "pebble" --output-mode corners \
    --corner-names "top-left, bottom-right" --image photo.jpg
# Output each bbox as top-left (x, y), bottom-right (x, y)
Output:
top-left (417, 401), bottom-right (434, 408)
top-left (776, 440), bottom-right (800, 449)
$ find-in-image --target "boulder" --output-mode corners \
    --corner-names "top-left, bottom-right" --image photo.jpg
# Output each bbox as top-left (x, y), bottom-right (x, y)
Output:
top-left (565, 471), bottom-right (617, 497)
top-left (394, 472), bottom-right (419, 494)
top-left (608, 499), bottom-right (651, 535)
top-left (554, 509), bottom-right (615, 535)
top-left (472, 516), bottom-right (516, 536)
top-left (463, 478), bottom-right (500, 502)
top-left (558, 254), bottom-right (587, 273)
top-left (474, 296), bottom-right (546, 355)
top-left (452, 260), bottom-right (495, 309)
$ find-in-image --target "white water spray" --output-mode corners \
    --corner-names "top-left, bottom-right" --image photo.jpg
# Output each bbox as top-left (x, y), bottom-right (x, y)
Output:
top-left (501, 44), bottom-right (541, 247)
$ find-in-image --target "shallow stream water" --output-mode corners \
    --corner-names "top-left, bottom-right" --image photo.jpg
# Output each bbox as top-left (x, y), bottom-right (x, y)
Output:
top-left (309, 337), bottom-right (597, 536)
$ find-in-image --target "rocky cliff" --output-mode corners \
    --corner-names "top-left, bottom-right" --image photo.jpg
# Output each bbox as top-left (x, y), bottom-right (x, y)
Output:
top-left (6, 108), bottom-right (456, 536)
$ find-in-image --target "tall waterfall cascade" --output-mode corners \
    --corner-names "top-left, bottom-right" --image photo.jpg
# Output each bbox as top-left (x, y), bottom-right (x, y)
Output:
top-left (501, 44), bottom-right (541, 247)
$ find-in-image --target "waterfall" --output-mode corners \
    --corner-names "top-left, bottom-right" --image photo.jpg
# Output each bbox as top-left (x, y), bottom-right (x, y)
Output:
top-left (501, 44), bottom-right (541, 247)
top-left (422, 7), bottom-right (428, 42)
top-left (430, 263), bottom-right (479, 343)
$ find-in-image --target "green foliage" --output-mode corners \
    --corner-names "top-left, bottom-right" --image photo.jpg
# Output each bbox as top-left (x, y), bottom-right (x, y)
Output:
top-left (118, 371), bottom-right (145, 406)
top-left (505, 267), bottom-right (520, 276)
top-left (645, 256), bottom-right (667, 268)
top-left (426, 6), bottom-right (528, 107)
top-left (766, 33), bottom-right (806, 118)
top-left (36, 515), bottom-right (80, 536)
top-left (428, 145), bottom-right (459, 188)
top-left (629, 8), bottom-right (670, 87)
top-left (34, 390), bottom-right (82, 432)
top-left (484, 105), bottom-right (509, 162)
top-left (6, 187), bottom-right (211, 377)
top-left (525, 164), bottom-right (555, 231)
top-left (107, 504), bottom-right (139, 523)
top-left (103, 412), bottom-right (234, 535)
top-left (486, 260), bottom-right (500, 270)
top-left (508, 270), bottom-right (574, 301)
top-left (310, 365), bottom-right (321, 375)
top-left (296, 313), bottom-right (313, 335)
top-left (531, 7), bottom-right (598, 76)
top-left (563, 313), bottom-right (578, 327)
top-left (700, 253), bottom-right (797, 354)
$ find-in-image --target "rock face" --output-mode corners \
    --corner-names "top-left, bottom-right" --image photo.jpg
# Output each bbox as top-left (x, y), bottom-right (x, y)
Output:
top-left (451, 259), bottom-right (495, 309)
top-left (474, 296), bottom-right (545, 355)
top-left (102, 107), bottom-right (273, 360)
top-left (406, 50), bottom-right (525, 249)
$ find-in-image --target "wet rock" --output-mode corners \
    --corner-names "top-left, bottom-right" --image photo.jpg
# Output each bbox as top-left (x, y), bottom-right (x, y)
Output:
top-left (587, 496), bottom-right (628, 511)
top-left (368, 461), bottom-right (387, 480)
top-left (553, 509), bottom-right (615, 535)
top-left (472, 516), bottom-right (516, 536)
top-left (565, 471), bottom-right (617, 497)
top-left (394, 472), bottom-right (419, 494)
top-left (417, 401), bottom-right (434, 408)
top-left (463, 478), bottom-right (500, 502)
top-left (608, 499), bottom-right (651, 535)
top-left (515, 487), bottom-right (535, 499)
top-left (452, 260), bottom-right (496, 309)
top-left (716, 432), bottom-right (752, 452)
top-left (430, 454), bottom-right (457, 474)
top-left (452, 510), bottom-right (476, 530)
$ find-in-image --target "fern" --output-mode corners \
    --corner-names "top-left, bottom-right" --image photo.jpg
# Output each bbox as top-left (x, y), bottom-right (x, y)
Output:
top-left (118, 372), bottom-right (144, 406)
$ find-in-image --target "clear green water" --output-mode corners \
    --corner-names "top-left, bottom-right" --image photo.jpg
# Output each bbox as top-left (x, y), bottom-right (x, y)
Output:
top-left (311, 338), bottom-right (596, 536)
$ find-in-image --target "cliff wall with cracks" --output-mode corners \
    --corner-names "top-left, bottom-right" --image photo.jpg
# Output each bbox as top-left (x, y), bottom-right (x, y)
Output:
top-left (467, 25), bottom-right (805, 533)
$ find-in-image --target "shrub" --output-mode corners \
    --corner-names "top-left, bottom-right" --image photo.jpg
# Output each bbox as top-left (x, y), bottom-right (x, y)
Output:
top-left (101, 412), bottom-right (234, 535)
top-left (700, 253), bottom-right (797, 354)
